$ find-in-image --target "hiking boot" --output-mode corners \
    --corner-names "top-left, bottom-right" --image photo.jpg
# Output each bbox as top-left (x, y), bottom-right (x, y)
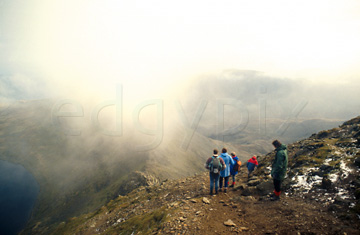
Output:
top-left (210, 191), bottom-right (213, 195)
top-left (215, 190), bottom-right (218, 195)
top-left (219, 188), bottom-right (222, 192)
top-left (224, 188), bottom-right (227, 193)
top-left (229, 184), bottom-right (234, 188)
top-left (270, 195), bottom-right (280, 201)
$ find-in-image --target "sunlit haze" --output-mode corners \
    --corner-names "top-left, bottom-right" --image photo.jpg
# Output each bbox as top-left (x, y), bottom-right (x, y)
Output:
top-left (1, 0), bottom-right (359, 101)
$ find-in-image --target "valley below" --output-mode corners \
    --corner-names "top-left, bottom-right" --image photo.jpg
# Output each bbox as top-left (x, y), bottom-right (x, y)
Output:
top-left (0, 99), bottom-right (357, 234)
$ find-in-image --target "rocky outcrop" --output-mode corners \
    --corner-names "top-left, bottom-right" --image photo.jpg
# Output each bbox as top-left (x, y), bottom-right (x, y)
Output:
top-left (117, 171), bottom-right (160, 195)
top-left (254, 116), bottom-right (360, 220)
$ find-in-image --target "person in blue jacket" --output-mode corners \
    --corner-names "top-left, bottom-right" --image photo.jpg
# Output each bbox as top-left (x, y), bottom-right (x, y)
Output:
top-left (219, 147), bottom-right (235, 193)
top-left (229, 152), bottom-right (240, 187)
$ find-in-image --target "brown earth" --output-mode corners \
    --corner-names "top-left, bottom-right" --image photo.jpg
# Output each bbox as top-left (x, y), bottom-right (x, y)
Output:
top-left (52, 170), bottom-right (360, 235)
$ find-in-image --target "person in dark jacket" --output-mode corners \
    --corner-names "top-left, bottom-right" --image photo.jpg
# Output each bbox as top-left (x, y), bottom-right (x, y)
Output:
top-left (246, 155), bottom-right (258, 178)
top-left (270, 140), bottom-right (288, 201)
top-left (205, 149), bottom-right (226, 195)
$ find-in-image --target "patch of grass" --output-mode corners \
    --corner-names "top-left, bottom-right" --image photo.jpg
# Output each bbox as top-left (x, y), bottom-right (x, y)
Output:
top-left (52, 211), bottom-right (97, 235)
top-left (293, 154), bottom-right (324, 168)
top-left (316, 130), bottom-right (332, 139)
top-left (107, 207), bottom-right (169, 235)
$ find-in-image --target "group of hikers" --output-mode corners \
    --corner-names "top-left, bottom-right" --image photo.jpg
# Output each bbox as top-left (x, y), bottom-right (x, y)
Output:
top-left (205, 139), bottom-right (288, 201)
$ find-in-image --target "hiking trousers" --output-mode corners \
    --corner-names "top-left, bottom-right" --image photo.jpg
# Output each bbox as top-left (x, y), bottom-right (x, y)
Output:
top-left (273, 178), bottom-right (282, 193)
top-left (209, 172), bottom-right (220, 193)
top-left (219, 176), bottom-right (229, 189)
top-left (231, 174), bottom-right (236, 183)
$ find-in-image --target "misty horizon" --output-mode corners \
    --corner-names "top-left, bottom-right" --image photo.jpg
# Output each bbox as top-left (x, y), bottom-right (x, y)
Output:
top-left (0, 1), bottom-right (360, 233)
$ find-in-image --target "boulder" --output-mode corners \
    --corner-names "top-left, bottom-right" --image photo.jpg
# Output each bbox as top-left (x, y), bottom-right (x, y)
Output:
top-left (321, 177), bottom-right (332, 190)
top-left (256, 180), bottom-right (273, 196)
top-left (241, 186), bottom-right (258, 196)
top-left (118, 171), bottom-right (160, 194)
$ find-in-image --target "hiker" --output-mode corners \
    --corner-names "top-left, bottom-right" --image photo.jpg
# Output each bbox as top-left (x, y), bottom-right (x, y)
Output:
top-left (219, 148), bottom-right (235, 193)
top-left (205, 149), bottom-right (225, 195)
top-left (229, 152), bottom-right (240, 187)
top-left (270, 140), bottom-right (288, 201)
top-left (246, 155), bottom-right (258, 178)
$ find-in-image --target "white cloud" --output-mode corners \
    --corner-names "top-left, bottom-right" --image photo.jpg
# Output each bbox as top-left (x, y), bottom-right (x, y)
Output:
top-left (0, 0), bottom-right (359, 101)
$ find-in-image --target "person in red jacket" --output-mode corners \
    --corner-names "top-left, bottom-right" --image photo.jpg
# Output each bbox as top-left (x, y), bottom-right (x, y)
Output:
top-left (246, 155), bottom-right (258, 178)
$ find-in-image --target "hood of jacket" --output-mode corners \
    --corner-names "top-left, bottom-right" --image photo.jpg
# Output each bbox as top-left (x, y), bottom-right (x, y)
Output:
top-left (276, 144), bottom-right (287, 151)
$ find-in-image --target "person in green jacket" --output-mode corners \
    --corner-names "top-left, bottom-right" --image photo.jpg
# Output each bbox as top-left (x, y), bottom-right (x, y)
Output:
top-left (270, 140), bottom-right (288, 201)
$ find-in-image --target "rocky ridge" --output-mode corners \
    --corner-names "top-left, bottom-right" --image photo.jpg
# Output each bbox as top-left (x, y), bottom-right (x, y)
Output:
top-left (255, 116), bottom-right (360, 220)
top-left (45, 116), bottom-right (360, 235)
top-left (49, 171), bottom-right (359, 235)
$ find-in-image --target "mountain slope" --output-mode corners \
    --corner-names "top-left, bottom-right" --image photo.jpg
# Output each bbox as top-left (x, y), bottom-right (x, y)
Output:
top-left (47, 116), bottom-right (360, 235)
top-left (0, 100), bottom-right (241, 233)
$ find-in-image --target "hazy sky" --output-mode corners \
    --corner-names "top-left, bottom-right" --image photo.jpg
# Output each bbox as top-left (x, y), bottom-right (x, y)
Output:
top-left (0, 0), bottom-right (360, 100)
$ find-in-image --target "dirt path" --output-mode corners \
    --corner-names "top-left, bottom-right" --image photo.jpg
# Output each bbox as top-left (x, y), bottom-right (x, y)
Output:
top-left (54, 170), bottom-right (359, 235)
top-left (158, 171), bottom-right (359, 235)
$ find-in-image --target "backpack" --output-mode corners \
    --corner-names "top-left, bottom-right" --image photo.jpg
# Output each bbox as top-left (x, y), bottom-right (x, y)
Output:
top-left (209, 156), bottom-right (223, 174)
top-left (234, 160), bottom-right (241, 172)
